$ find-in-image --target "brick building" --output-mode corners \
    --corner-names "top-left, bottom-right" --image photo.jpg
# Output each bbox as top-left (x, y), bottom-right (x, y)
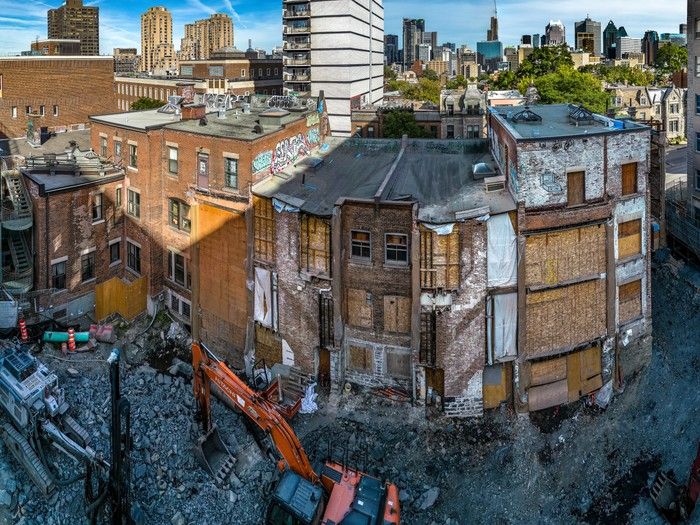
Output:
top-left (114, 48), bottom-right (140, 75)
top-left (89, 94), bottom-right (327, 365)
top-left (47, 0), bottom-right (99, 56)
top-left (0, 57), bottom-right (117, 140)
top-left (29, 39), bottom-right (81, 56)
top-left (488, 104), bottom-right (651, 412)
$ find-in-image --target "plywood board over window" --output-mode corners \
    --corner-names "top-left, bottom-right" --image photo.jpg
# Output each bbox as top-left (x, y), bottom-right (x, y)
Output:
top-left (618, 219), bottom-right (641, 259)
top-left (254, 196), bottom-right (275, 262)
top-left (419, 226), bottom-right (460, 289)
top-left (347, 288), bottom-right (373, 328)
top-left (621, 162), bottom-right (638, 196)
top-left (619, 279), bottom-right (642, 324)
top-left (567, 171), bottom-right (585, 206)
top-left (386, 350), bottom-right (411, 378)
top-left (348, 345), bottom-right (373, 372)
top-left (383, 296), bottom-right (411, 333)
top-left (300, 215), bottom-right (330, 274)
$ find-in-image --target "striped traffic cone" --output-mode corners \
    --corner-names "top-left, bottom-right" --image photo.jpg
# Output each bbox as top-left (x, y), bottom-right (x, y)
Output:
top-left (18, 318), bottom-right (28, 343)
top-left (67, 328), bottom-right (76, 352)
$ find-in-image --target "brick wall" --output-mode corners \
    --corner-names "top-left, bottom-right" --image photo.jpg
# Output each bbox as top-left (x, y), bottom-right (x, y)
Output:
top-left (0, 57), bottom-right (117, 139)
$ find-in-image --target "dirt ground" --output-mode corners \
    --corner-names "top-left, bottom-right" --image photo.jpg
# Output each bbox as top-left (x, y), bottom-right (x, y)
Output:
top-left (1, 251), bottom-right (699, 525)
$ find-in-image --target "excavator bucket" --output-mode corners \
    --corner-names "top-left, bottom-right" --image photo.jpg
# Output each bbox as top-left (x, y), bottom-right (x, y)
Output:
top-left (651, 470), bottom-right (685, 523)
top-left (194, 424), bottom-right (236, 487)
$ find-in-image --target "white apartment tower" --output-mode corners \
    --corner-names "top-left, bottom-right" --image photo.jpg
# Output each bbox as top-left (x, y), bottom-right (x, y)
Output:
top-left (283, 0), bottom-right (384, 136)
top-left (688, 0), bottom-right (700, 223)
top-left (141, 6), bottom-right (176, 74)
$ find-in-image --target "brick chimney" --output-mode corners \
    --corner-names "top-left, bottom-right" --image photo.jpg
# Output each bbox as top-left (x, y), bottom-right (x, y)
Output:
top-left (181, 104), bottom-right (206, 121)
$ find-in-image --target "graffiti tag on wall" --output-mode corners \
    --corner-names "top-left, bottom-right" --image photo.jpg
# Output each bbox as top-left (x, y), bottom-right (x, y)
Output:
top-left (306, 112), bottom-right (320, 127)
top-left (307, 128), bottom-right (320, 144)
top-left (271, 133), bottom-right (310, 173)
top-left (252, 150), bottom-right (273, 173)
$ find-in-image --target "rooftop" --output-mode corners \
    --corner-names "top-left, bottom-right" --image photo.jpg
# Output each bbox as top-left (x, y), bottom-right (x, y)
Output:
top-left (253, 138), bottom-right (515, 223)
top-left (490, 103), bottom-right (648, 140)
top-left (0, 130), bottom-right (91, 159)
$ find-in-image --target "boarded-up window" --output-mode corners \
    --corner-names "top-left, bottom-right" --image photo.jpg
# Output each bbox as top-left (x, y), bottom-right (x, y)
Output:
top-left (346, 288), bottom-right (372, 328)
top-left (419, 311), bottom-right (436, 366)
top-left (619, 279), bottom-right (642, 323)
top-left (383, 296), bottom-right (411, 333)
top-left (254, 197), bottom-right (275, 261)
top-left (319, 292), bottom-right (334, 349)
top-left (420, 226), bottom-right (460, 289)
top-left (567, 171), bottom-right (585, 206)
top-left (525, 224), bottom-right (606, 287)
top-left (621, 162), bottom-right (638, 196)
top-left (618, 219), bottom-right (641, 259)
top-left (525, 279), bottom-right (607, 358)
top-left (300, 215), bottom-right (330, 274)
top-left (348, 345), bottom-right (373, 372)
top-left (386, 350), bottom-right (411, 378)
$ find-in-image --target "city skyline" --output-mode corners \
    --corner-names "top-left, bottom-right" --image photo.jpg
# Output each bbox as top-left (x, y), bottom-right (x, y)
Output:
top-left (0, 0), bottom-right (687, 55)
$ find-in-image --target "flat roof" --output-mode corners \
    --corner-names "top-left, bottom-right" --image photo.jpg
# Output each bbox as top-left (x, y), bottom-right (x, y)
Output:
top-left (490, 103), bottom-right (648, 141)
top-left (253, 138), bottom-right (515, 223)
top-left (0, 130), bottom-right (91, 158)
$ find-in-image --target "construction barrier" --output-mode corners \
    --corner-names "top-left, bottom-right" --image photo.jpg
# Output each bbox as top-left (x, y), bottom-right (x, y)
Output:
top-left (67, 328), bottom-right (76, 352)
top-left (18, 318), bottom-right (28, 343)
top-left (43, 331), bottom-right (90, 344)
top-left (95, 276), bottom-right (148, 321)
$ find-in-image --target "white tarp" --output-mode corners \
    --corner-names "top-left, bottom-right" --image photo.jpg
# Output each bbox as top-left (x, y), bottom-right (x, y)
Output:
top-left (487, 213), bottom-right (517, 287)
top-left (254, 267), bottom-right (272, 328)
top-left (423, 223), bottom-right (455, 235)
top-left (282, 339), bottom-right (295, 366)
top-left (493, 293), bottom-right (517, 360)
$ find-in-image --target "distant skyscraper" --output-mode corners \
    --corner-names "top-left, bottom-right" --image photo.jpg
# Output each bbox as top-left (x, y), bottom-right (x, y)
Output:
top-left (385, 34), bottom-right (399, 65)
top-left (615, 36), bottom-right (641, 59)
top-left (521, 35), bottom-right (532, 46)
top-left (402, 18), bottom-right (425, 69)
top-left (574, 16), bottom-right (601, 55)
top-left (532, 34), bottom-right (540, 48)
top-left (47, 0), bottom-right (99, 55)
top-left (477, 40), bottom-right (503, 71)
top-left (441, 42), bottom-right (456, 52)
top-left (642, 30), bottom-right (659, 66)
top-left (680, 23), bottom-right (688, 35)
top-left (603, 21), bottom-right (626, 59)
top-left (141, 7), bottom-right (176, 74)
top-left (422, 31), bottom-right (438, 60)
top-left (545, 20), bottom-right (566, 45)
top-left (178, 14), bottom-right (234, 61)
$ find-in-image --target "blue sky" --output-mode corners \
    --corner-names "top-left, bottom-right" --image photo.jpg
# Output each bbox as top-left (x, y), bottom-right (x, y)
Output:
top-left (0, 0), bottom-right (686, 55)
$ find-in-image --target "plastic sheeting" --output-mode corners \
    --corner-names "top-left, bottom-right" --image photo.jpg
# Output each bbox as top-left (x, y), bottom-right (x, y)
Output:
top-left (487, 213), bottom-right (517, 287)
top-left (423, 223), bottom-right (455, 235)
top-left (487, 292), bottom-right (517, 362)
top-left (272, 198), bottom-right (300, 213)
top-left (254, 267), bottom-right (272, 328)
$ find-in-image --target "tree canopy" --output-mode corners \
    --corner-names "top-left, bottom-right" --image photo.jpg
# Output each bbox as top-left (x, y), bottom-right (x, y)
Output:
top-left (445, 75), bottom-right (470, 89)
top-left (654, 43), bottom-right (688, 77)
top-left (384, 65), bottom-right (397, 82)
top-left (517, 45), bottom-right (573, 80)
top-left (382, 110), bottom-right (430, 139)
top-left (130, 97), bottom-right (165, 111)
top-left (529, 67), bottom-right (609, 114)
top-left (422, 68), bottom-right (439, 81)
top-left (386, 77), bottom-right (441, 104)
top-left (580, 64), bottom-right (655, 86)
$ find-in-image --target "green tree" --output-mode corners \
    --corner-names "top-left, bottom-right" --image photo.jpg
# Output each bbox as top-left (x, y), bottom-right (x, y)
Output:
top-left (422, 68), bottom-right (439, 81)
top-left (492, 70), bottom-right (518, 90)
top-left (531, 67), bottom-right (609, 113)
top-left (384, 65), bottom-right (397, 82)
top-left (382, 110), bottom-right (430, 138)
top-left (582, 64), bottom-right (655, 86)
top-left (654, 43), bottom-right (688, 77)
top-left (130, 97), bottom-right (164, 111)
top-left (518, 45), bottom-right (573, 80)
top-left (445, 75), bottom-right (469, 89)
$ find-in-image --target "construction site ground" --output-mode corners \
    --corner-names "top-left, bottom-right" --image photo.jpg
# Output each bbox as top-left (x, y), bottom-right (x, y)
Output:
top-left (0, 250), bottom-right (699, 525)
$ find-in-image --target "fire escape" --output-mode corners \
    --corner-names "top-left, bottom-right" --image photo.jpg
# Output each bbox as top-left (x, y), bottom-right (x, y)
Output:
top-left (1, 167), bottom-right (34, 294)
top-left (283, 0), bottom-right (311, 97)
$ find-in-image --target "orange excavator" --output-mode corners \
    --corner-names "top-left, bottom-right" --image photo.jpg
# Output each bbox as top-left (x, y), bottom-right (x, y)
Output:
top-left (191, 342), bottom-right (401, 525)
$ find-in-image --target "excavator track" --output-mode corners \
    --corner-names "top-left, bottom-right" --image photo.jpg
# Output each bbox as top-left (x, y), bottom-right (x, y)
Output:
top-left (1, 422), bottom-right (54, 496)
top-left (62, 415), bottom-right (91, 448)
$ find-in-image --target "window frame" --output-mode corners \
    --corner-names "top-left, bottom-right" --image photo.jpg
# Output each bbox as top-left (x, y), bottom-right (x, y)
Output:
top-left (129, 143), bottom-right (138, 168)
top-left (11, 106), bottom-right (17, 119)
top-left (384, 233), bottom-right (409, 266)
top-left (109, 239), bottom-right (121, 265)
top-left (224, 157), bottom-right (238, 189)
top-left (51, 260), bottom-right (67, 290)
top-left (127, 189), bottom-right (141, 218)
top-left (127, 241), bottom-right (141, 274)
top-left (621, 162), bottom-right (638, 196)
top-left (168, 198), bottom-right (191, 233)
top-left (618, 218), bottom-right (642, 259)
top-left (168, 146), bottom-right (178, 174)
top-left (350, 230), bottom-right (371, 261)
top-left (168, 250), bottom-right (190, 288)
top-left (567, 170), bottom-right (586, 206)
top-left (92, 193), bottom-right (103, 223)
top-left (80, 251), bottom-right (96, 282)
top-left (53, 105), bottom-right (59, 117)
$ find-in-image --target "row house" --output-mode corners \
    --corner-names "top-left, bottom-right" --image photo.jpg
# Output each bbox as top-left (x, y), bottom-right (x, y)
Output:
top-left (607, 85), bottom-right (687, 141)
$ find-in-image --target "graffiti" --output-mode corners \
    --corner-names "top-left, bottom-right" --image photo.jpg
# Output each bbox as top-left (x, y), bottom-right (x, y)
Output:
top-left (510, 166), bottom-right (519, 194)
top-left (181, 84), bottom-right (195, 104)
top-left (252, 150), bottom-right (273, 173)
top-left (306, 112), bottom-right (319, 127)
top-left (267, 95), bottom-right (300, 109)
top-left (271, 133), bottom-right (310, 173)
top-left (307, 128), bottom-right (320, 144)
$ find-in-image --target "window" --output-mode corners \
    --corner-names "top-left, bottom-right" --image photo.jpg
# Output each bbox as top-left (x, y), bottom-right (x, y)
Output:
top-left (115, 187), bottom-right (122, 209)
top-left (300, 215), bottom-right (330, 273)
top-left (258, 68), bottom-right (263, 77)
top-left (168, 147), bottom-right (178, 174)
top-left (114, 141), bottom-right (122, 160)
top-left (254, 197), bottom-right (275, 261)
top-left (241, 69), bottom-right (246, 77)
top-left (26, 106), bottom-right (31, 115)
top-left (348, 345), bottom-right (373, 372)
top-left (129, 144), bottom-right (138, 168)
top-left (92, 193), bottom-right (103, 222)
top-left (197, 153), bottom-right (209, 187)
top-left (618, 219), bottom-right (642, 259)
top-left (127, 189), bottom-right (140, 218)
top-left (567, 171), bottom-right (585, 206)
top-left (109, 240), bottom-right (121, 265)
top-left (208, 65), bottom-right (224, 77)
top-left (669, 120), bottom-right (679, 132)
top-left (266, 68), bottom-right (271, 76)
top-left (466, 125), bottom-right (479, 138)
top-left (100, 137), bottom-right (107, 157)
top-left (420, 226), bottom-right (460, 289)
top-left (127, 241), bottom-right (141, 273)
top-left (385, 233), bottom-right (408, 265)
top-left (39, 105), bottom-right (45, 116)
top-left (696, 17), bottom-right (700, 38)
top-left (619, 279), bottom-right (642, 324)
top-left (224, 157), bottom-right (238, 188)
top-left (168, 289), bottom-right (191, 321)
top-left (53, 105), bottom-right (59, 117)
top-left (670, 103), bottom-right (679, 114)
top-left (81, 251), bottom-right (95, 282)
top-left (696, 95), bottom-right (700, 115)
top-left (351, 230), bottom-right (371, 260)
top-left (274, 68), bottom-right (278, 75)
top-left (621, 163), bottom-right (638, 196)
top-left (383, 296), bottom-right (411, 333)
top-left (11, 107), bottom-right (17, 119)
top-left (696, 55), bottom-right (700, 77)
top-left (367, 126), bottom-right (375, 138)
top-left (696, 170), bottom-right (700, 191)
top-left (168, 199), bottom-right (191, 232)
top-left (446, 124), bottom-right (455, 139)
top-left (168, 250), bottom-right (189, 288)
top-left (696, 132), bottom-right (700, 153)
top-left (51, 261), bottom-right (66, 290)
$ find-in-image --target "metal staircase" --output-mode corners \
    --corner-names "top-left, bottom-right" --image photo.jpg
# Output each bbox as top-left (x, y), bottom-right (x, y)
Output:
top-left (1, 170), bottom-right (33, 294)
top-left (2, 170), bottom-right (32, 231)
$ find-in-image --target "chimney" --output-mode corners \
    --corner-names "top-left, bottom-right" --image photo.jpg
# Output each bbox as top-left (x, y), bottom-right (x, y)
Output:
top-left (181, 104), bottom-right (207, 121)
top-left (176, 82), bottom-right (196, 104)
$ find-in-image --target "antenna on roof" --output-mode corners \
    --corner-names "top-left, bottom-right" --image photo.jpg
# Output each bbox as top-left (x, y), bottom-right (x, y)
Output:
top-left (493, 0), bottom-right (497, 17)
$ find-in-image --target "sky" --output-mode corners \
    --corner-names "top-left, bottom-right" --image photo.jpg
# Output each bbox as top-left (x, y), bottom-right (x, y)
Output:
top-left (0, 0), bottom-right (687, 55)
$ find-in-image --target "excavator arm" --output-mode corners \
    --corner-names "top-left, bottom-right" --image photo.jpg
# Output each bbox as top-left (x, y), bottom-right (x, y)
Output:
top-left (192, 342), bottom-right (319, 484)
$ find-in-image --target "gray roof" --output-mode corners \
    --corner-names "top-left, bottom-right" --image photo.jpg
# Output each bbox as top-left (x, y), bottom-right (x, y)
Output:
top-left (253, 138), bottom-right (515, 223)
top-left (490, 103), bottom-right (648, 141)
top-left (0, 130), bottom-right (91, 159)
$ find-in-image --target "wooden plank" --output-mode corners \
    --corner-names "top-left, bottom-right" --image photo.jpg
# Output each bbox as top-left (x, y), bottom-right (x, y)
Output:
top-left (347, 288), bottom-right (372, 328)
top-left (567, 171), bottom-right (585, 206)
top-left (529, 379), bottom-right (568, 411)
top-left (483, 364), bottom-right (507, 409)
top-left (530, 357), bottom-right (567, 386)
top-left (567, 351), bottom-right (582, 402)
top-left (580, 346), bottom-right (602, 380)
top-left (581, 374), bottom-right (603, 395)
top-left (386, 351), bottom-right (411, 378)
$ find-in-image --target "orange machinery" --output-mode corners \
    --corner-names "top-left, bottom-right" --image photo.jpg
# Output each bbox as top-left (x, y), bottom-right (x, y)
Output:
top-left (192, 342), bottom-right (401, 525)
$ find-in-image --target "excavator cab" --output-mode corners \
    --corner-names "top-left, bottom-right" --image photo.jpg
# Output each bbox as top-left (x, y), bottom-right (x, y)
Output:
top-left (266, 470), bottom-right (325, 525)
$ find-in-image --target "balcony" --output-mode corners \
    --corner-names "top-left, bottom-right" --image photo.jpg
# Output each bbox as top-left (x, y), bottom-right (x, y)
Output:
top-left (284, 74), bottom-right (310, 82)
top-left (285, 58), bottom-right (311, 66)
top-left (284, 25), bottom-right (310, 34)
top-left (284, 41), bottom-right (311, 50)
top-left (283, 8), bottom-right (310, 18)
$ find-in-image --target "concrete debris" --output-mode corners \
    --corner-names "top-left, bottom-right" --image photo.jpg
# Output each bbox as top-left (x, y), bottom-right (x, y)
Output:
top-left (416, 487), bottom-right (440, 510)
top-left (66, 368), bottom-right (79, 378)
top-left (168, 358), bottom-right (194, 379)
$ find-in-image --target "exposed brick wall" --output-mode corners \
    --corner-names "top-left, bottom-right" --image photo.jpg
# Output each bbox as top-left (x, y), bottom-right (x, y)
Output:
top-left (0, 58), bottom-right (117, 139)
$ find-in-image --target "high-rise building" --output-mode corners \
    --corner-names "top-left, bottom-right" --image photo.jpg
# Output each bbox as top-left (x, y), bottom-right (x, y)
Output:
top-left (417, 43), bottom-right (431, 62)
top-left (521, 35), bottom-right (532, 46)
top-left (680, 23), bottom-right (688, 35)
top-left (47, 0), bottom-right (99, 56)
top-left (574, 16), bottom-right (601, 55)
top-left (545, 20), bottom-right (566, 45)
top-left (616, 36), bottom-right (642, 59)
top-left (603, 21), bottom-right (627, 59)
top-left (477, 40), bottom-right (503, 71)
top-left (283, 0), bottom-right (383, 136)
top-left (385, 34), bottom-right (399, 65)
top-left (178, 13), bottom-right (234, 61)
top-left (442, 42), bottom-right (456, 52)
top-left (532, 34), bottom-right (540, 48)
top-left (30, 38), bottom-right (81, 56)
top-left (687, 2), bottom-right (700, 224)
top-left (402, 18), bottom-right (425, 70)
top-left (642, 31), bottom-right (659, 66)
top-left (114, 48), bottom-right (140, 74)
top-left (141, 7), bottom-right (177, 74)
top-left (422, 31), bottom-right (438, 60)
